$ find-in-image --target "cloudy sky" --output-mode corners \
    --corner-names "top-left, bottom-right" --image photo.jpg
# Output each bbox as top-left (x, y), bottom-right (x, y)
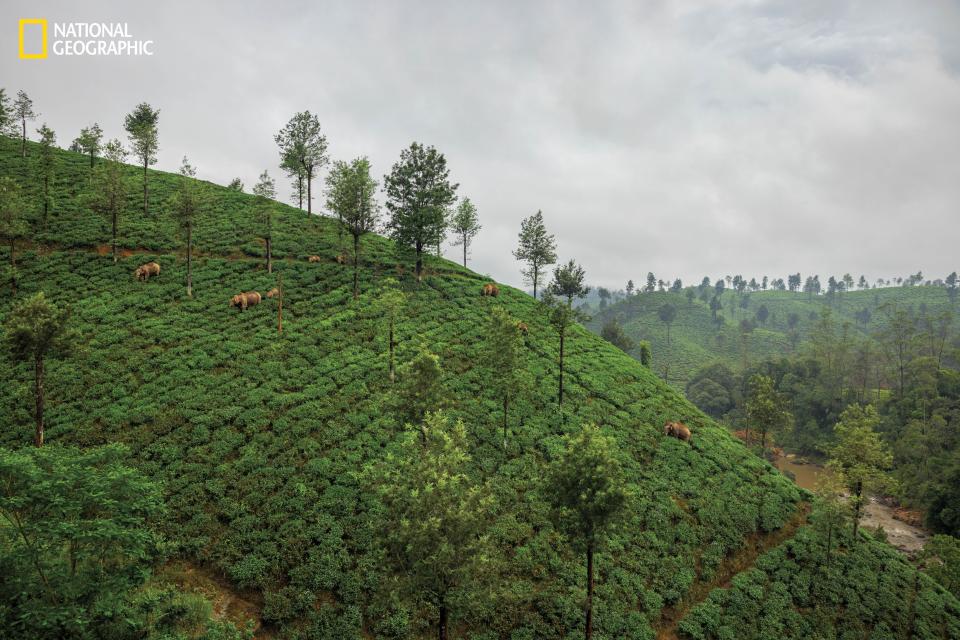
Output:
top-left (3, 0), bottom-right (959, 290)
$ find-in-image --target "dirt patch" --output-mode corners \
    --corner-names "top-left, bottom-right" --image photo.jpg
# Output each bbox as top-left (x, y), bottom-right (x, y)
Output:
top-left (654, 502), bottom-right (810, 640)
top-left (157, 560), bottom-right (267, 636)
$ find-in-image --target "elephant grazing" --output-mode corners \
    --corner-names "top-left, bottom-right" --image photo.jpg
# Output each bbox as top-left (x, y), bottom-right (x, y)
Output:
top-left (134, 261), bottom-right (161, 281)
top-left (664, 421), bottom-right (692, 443)
top-left (481, 283), bottom-right (499, 297)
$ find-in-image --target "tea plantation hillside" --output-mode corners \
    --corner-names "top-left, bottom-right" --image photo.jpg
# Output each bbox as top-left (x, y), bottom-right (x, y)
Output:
top-left (2, 138), bottom-right (959, 639)
top-left (589, 286), bottom-right (957, 388)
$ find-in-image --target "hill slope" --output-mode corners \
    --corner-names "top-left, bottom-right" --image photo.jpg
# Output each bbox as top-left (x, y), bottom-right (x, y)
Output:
top-left (589, 286), bottom-right (957, 388)
top-left (1, 136), bottom-right (957, 638)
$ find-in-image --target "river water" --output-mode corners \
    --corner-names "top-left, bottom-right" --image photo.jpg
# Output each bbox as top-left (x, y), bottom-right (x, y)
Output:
top-left (773, 454), bottom-right (929, 554)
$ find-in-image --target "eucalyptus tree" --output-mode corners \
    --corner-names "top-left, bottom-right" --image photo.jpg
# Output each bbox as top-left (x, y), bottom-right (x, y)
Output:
top-left (89, 139), bottom-right (129, 262)
top-left (384, 142), bottom-right (458, 282)
top-left (326, 157), bottom-right (380, 298)
top-left (545, 259), bottom-right (590, 405)
top-left (13, 90), bottom-right (37, 157)
top-left (5, 292), bottom-right (77, 446)
top-left (450, 197), bottom-right (481, 267)
top-left (0, 177), bottom-right (27, 295)
top-left (252, 170), bottom-right (276, 273)
top-left (123, 102), bottom-right (159, 215)
top-left (275, 111), bottom-right (328, 215)
top-left (34, 124), bottom-right (57, 229)
top-left (546, 423), bottom-right (628, 640)
top-left (512, 210), bottom-right (556, 299)
top-left (170, 156), bottom-right (202, 297)
top-left (72, 123), bottom-right (103, 167)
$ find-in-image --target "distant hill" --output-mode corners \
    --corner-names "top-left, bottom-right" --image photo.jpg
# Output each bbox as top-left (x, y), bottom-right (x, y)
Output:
top-left (588, 284), bottom-right (957, 388)
top-left (2, 134), bottom-right (957, 638)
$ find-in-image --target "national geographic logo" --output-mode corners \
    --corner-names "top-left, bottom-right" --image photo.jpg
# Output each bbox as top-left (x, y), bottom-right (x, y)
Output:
top-left (18, 19), bottom-right (154, 59)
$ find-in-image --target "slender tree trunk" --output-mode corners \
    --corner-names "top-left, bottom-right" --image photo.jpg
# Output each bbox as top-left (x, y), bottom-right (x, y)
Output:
top-left (438, 604), bottom-right (448, 640)
top-left (143, 160), bottom-right (148, 216)
top-left (353, 233), bottom-right (360, 300)
top-left (825, 520), bottom-right (833, 567)
top-left (34, 355), bottom-right (44, 447)
top-left (42, 176), bottom-right (48, 229)
top-left (111, 210), bottom-right (117, 263)
top-left (462, 239), bottom-right (467, 267)
top-left (533, 268), bottom-right (539, 300)
top-left (298, 174), bottom-right (303, 210)
top-left (21, 118), bottom-right (26, 157)
top-left (89, 152), bottom-right (94, 168)
top-left (585, 546), bottom-right (594, 640)
top-left (558, 328), bottom-right (565, 405)
top-left (266, 236), bottom-right (272, 274)
top-left (186, 223), bottom-right (193, 298)
top-left (852, 479), bottom-right (862, 540)
top-left (416, 241), bottom-right (424, 282)
top-left (389, 319), bottom-right (396, 383)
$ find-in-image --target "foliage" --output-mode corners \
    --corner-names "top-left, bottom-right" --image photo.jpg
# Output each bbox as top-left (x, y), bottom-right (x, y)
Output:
top-left (449, 197), bottom-right (481, 267)
top-left (512, 210), bottom-right (556, 299)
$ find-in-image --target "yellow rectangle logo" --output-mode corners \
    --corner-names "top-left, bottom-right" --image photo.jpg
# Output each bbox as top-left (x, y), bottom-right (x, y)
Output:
top-left (19, 18), bottom-right (48, 59)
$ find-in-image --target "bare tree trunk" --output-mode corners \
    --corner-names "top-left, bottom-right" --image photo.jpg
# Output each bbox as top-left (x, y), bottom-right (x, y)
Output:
top-left (438, 604), bottom-right (448, 640)
top-left (558, 328), bottom-right (565, 405)
top-left (21, 118), bottom-right (26, 157)
top-left (353, 233), bottom-right (360, 300)
top-left (463, 240), bottom-right (467, 267)
top-left (389, 319), bottom-right (396, 383)
top-left (266, 236), bottom-right (272, 274)
top-left (852, 479), bottom-right (862, 540)
top-left (186, 223), bottom-right (193, 298)
top-left (143, 161), bottom-right (149, 216)
top-left (415, 241), bottom-right (423, 282)
top-left (34, 355), bottom-right (44, 447)
top-left (585, 546), bottom-right (594, 640)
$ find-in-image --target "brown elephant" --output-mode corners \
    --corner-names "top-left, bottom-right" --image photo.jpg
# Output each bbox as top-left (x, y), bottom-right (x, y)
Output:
top-left (308, 255), bottom-right (321, 263)
top-left (230, 291), bottom-right (262, 311)
top-left (664, 421), bottom-right (692, 442)
top-left (481, 283), bottom-right (499, 297)
top-left (265, 288), bottom-right (280, 299)
top-left (134, 261), bottom-right (161, 281)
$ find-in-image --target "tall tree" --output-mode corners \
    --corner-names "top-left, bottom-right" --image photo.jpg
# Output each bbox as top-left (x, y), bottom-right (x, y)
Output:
top-left (545, 260), bottom-right (590, 405)
top-left (625, 279), bottom-right (635, 296)
top-left (512, 210), bottom-right (557, 299)
top-left (13, 91), bottom-right (37, 158)
top-left (546, 423), bottom-right (628, 640)
top-left (88, 139), bottom-right (128, 263)
top-left (658, 302), bottom-right (677, 380)
top-left (745, 374), bottom-right (791, 453)
top-left (946, 271), bottom-right (958, 304)
top-left (486, 307), bottom-right (526, 448)
top-left (34, 124), bottom-right (57, 230)
top-left (828, 404), bottom-right (893, 539)
top-left (601, 319), bottom-right (634, 353)
top-left (275, 111), bottom-right (328, 215)
top-left (226, 177), bottom-right (244, 192)
top-left (0, 177), bottom-right (27, 296)
top-left (5, 292), bottom-right (77, 446)
top-left (72, 123), bottom-right (103, 168)
top-left (644, 272), bottom-right (656, 293)
top-left (326, 157), bottom-right (380, 298)
top-left (397, 346), bottom-right (444, 428)
top-left (123, 103), bottom-right (159, 216)
top-left (369, 412), bottom-right (495, 640)
top-left (450, 197), bottom-right (481, 268)
top-left (170, 156), bottom-right (202, 297)
top-left (252, 170), bottom-right (276, 274)
top-left (384, 143), bottom-right (458, 282)
top-left (375, 279), bottom-right (407, 383)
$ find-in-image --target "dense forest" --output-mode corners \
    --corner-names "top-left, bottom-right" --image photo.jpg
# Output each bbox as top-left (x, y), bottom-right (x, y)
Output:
top-left (0, 89), bottom-right (958, 639)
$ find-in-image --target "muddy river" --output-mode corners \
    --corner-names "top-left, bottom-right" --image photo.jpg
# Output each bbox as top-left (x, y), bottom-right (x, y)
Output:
top-left (774, 454), bottom-right (930, 554)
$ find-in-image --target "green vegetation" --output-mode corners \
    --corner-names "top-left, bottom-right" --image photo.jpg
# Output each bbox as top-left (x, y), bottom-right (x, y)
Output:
top-left (0, 123), bottom-right (957, 639)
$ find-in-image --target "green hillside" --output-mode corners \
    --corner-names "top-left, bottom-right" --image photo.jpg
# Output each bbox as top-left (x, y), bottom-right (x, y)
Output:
top-left (1, 135), bottom-right (958, 639)
top-left (589, 286), bottom-right (957, 388)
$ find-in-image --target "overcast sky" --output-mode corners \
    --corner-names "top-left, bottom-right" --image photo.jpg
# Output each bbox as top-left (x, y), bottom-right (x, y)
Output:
top-left (3, 0), bottom-right (959, 290)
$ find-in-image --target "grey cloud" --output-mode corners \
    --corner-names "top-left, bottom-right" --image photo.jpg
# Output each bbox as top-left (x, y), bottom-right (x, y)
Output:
top-left (1, 0), bottom-right (958, 290)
